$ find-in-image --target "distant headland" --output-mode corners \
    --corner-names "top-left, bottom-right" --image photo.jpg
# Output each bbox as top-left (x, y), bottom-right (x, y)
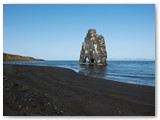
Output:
top-left (3, 53), bottom-right (44, 61)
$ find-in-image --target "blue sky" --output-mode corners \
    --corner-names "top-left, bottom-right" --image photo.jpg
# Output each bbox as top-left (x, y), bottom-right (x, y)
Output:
top-left (3, 4), bottom-right (155, 60)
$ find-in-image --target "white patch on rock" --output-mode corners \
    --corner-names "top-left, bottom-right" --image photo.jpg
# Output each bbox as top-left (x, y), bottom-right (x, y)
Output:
top-left (97, 59), bottom-right (100, 63)
top-left (94, 44), bottom-right (98, 53)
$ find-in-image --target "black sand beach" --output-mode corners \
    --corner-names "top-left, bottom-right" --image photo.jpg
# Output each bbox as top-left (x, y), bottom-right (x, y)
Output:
top-left (3, 64), bottom-right (155, 116)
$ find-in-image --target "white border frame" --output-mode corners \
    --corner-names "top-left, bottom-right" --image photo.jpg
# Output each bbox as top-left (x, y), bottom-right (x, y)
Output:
top-left (0, 0), bottom-right (159, 120)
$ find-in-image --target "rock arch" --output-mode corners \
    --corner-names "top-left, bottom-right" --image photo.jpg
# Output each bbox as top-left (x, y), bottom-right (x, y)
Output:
top-left (79, 29), bottom-right (107, 65)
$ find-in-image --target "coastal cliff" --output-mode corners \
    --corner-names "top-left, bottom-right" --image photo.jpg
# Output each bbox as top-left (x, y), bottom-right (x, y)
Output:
top-left (3, 53), bottom-right (44, 61)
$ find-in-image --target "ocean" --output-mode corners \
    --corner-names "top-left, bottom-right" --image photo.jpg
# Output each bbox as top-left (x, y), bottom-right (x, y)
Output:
top-left (4, 61), bottom-right (155, 86)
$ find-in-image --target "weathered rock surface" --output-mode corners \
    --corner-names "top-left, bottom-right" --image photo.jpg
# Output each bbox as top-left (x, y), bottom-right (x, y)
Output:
top-left (79, 29), bottom-right (107, 65)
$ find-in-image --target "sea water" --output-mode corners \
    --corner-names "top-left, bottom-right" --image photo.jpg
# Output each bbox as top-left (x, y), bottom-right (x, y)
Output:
top-left (4, 61), bottom-right (155, 86)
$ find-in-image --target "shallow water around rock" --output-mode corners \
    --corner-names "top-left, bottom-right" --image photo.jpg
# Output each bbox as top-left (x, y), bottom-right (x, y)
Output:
top-left (4, 60), bottom-right (155, 86)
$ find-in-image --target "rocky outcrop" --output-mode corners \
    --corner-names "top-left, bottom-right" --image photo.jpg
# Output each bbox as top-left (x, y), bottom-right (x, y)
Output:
top-left (79, 29), bottom-right (107, 65)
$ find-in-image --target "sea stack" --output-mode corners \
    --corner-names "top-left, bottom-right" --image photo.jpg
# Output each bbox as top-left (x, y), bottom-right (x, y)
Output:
top-left (79, 29), bottom-right (107, 65)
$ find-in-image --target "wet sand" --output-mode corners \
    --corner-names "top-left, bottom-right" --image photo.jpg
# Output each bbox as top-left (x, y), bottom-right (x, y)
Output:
top-left (3, 64), bottom-right (155, 116)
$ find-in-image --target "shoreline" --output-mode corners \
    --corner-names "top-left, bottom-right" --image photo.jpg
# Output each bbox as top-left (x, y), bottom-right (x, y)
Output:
top-left (4, 63), bottom-right (155, 87)
top-left (5, 63), bottom-right (155, 87)
top-left (52, 65), bottom-right (155, 87)
top-left (3, 64), bottom-right (155, 116)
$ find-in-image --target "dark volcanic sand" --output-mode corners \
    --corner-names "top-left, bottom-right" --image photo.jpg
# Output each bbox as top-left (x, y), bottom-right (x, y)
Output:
top-left (3, 64), bottom-right (155, 116)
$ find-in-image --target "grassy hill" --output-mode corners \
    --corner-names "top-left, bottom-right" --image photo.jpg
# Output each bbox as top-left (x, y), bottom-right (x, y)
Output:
top-left (3, 53), bottom-right (44, 61)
